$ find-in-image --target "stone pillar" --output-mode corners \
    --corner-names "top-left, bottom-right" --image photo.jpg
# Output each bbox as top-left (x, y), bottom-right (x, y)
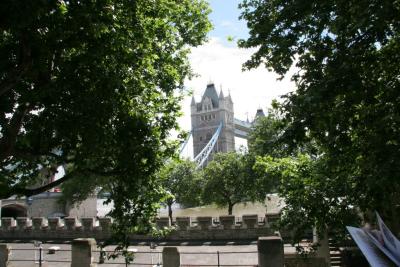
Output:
top-left (48, 218), bottom-right (61, 231)
top-left (314, 228), bottom-right (331, 267)
top-left (242, 214), bottom-right (258, 229)
top-left (65, 217), bottom-right (77, 230)
top-left (16, 217), bottom-right (28, 230)
top-left (219, 215), bottom-right (235, 229)
top-left (98, 217), bottom-right (112, 232)
top-left (81, 218), bottom-right (95, 231)
top-left (71, 238), bottom-right (96, 267)
top-left (162, 247), bottom-right (180, 267)
top-left (0, 244), bottom-right (10, 267)
top-left (265, 213), bottom-right (280, 227)
top-left (32, 217), bottom-right (46, 230)
top-left (196, 216), bottom-right (212, 230)
top-left (1, 218), bottom-right (14, 231)
top-left (176, 217), bottom-right (191, 230)
top-left (258, 236), bottom-right (284, 267)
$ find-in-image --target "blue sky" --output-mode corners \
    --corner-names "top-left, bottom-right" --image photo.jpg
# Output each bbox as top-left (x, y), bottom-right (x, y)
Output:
top-left (179, 1), bottom-right (296, 155)
top-left (207, 0), bottom-right (249, 45)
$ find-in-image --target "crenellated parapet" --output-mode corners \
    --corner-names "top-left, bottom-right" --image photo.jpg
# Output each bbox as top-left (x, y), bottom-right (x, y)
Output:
top-left (0, 214), bottom-right (280, 241)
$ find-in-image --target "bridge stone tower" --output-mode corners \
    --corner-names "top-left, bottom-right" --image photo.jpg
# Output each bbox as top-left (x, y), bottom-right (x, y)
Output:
top-left (191, 83), bottom-right (235, 157)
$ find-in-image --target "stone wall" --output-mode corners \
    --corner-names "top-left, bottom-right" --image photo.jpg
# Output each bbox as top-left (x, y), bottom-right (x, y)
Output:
top-left (65, 196), bottom-right (97, 218)
top-left (1, 193), bottom-right (98, 218)
top-left (29, 195), bottom-right (65, 217)
top-left (0, 214), bottom-right (278, 242)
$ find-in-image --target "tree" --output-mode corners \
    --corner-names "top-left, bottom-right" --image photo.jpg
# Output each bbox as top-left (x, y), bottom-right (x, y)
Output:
top-left (0, 0), bottom-right (211, 247)
top-left (159, 159), bottom-right (202, 224)
top-left (239, 0), bottom-right (400, 235)
top-left (248, 106), bottom-right (288, 157)
top-left (201, 152), bottom-right (256, 215)
top-left (255, 154), bottom-right (360, 243)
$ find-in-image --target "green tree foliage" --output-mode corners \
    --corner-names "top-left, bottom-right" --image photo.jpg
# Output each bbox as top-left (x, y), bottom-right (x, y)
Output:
top-left (0, 0), bottom-right (211, 247)
top-left (255, 155), bottom-right (360, 243)
top-left (201, 152), bottom-right (256, 215)
top-left (159, 159), bottom-right (202, 223)
top-left (239, 0), bottom-right (400, 235)
top-left (248, 109), bottom-right (287, 157)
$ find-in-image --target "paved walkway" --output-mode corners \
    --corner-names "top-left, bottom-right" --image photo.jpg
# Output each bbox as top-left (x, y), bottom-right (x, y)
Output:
top-left (6, 242), bottom-right (260, 267)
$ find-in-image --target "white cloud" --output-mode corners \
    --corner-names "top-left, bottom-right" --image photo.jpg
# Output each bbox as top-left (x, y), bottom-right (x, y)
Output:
top-left (179, 37), bottom-right (295, 132)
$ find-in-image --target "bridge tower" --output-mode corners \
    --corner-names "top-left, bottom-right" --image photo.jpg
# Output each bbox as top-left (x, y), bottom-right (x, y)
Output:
top-left (191, 83), bottom-right (235, 158)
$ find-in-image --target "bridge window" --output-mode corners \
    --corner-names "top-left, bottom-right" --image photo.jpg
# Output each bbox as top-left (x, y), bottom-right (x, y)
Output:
top-left (199, 136), bottom-right (203, 141)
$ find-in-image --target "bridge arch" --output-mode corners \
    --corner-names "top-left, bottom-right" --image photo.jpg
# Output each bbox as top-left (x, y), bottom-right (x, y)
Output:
top-left (1, 204), bottom-right (27, 218)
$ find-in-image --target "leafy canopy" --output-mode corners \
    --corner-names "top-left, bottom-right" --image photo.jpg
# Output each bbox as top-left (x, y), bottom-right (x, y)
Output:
top-left (239, 0), bottom-right (400, 234)
top-left (0, 0), bottom-right (211, 246)
top-left (201, 152), bottom-right (256, 215)
top-left (159, 159), bottom-right (202, 208)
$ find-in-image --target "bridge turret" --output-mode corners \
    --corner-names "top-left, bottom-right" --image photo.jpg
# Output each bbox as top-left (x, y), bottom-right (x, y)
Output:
top-left (191, 84), bottom-right (235, 159)
top-left (254, 108), bottom-right (265, 120)
top-left (219, 89), bottom-right (224, 99)
top-left (190, 96), bottom-right (196, 114)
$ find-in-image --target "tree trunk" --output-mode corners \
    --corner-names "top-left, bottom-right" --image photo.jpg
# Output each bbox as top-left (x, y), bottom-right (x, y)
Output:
top-left (168, 203), bottom-right (173, 225)
top-left (228, 203), bottom-right (233, 215)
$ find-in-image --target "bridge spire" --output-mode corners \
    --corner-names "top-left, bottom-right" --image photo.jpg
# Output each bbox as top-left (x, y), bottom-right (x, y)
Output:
top-left (219, 87), bottom-right (224, 99)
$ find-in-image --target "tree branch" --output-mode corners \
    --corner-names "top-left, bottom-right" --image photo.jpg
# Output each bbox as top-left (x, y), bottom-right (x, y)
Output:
top-left (0, 104), bottom-right (32, 161)
top-left (6, 170), bottom-right (76, 198)
top-left (5, 168), bottom-right (120, 199)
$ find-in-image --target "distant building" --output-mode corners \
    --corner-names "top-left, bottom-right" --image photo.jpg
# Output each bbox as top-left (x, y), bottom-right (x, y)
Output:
top-left (254, 108), bottom-right (266, 119)
top-left (191, 83), bottom-right (235, 158)
top-left (190, 83), bottom-right (265, 162)
top-left (0, 193), bottom-right (98, 218)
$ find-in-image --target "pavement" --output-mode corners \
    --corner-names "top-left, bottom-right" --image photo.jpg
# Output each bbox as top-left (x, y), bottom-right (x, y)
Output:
top-left (6, 242), bottom-right (260, 267)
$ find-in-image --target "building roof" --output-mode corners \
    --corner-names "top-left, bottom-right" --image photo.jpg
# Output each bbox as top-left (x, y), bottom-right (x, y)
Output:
top-left (202, 83), bottom-right (219, 108)
top-left (255, 108), bottom-right (265, 118)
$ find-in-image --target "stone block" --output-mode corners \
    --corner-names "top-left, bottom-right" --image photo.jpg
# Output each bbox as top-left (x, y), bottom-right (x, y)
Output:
top-left (162, 247), bottom-right (180, 267)
top-left (48, 217), bottom-right (61, 231)
top-left (196, 216), bottom-right (212, 230)
top-left (1, 218), bottom-right (15, 231)
top-left (242, 214), bottom-right (258, 229)
top-left (71, 238), bottom-right (97, 267)
top-left (265, 212), bottom-right (280, 226)
top-left (156, 217), bottom-right (170, 229)
top-left (16, 217), bottom-right (28, 230)
top-left (176, 217), bottom-right (191, 230)
top-left (64, 217), bottom-right (77, 230)
top-left (258, 235), bottom-right (284, 267)
top-left (98, 217), bottom-right (112, 232)
top-left (81, 218), bottom-right (95, 231)
top-left (0, 244), bottom-right (10, 267)
top-left (219, 215), bottom-right (235, 229)
top-left (32, 217), bottom-right (46, 230)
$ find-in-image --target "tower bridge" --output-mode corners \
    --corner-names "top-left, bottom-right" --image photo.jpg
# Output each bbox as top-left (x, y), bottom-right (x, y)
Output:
top-left (188, 83), bottom-right (264, 168)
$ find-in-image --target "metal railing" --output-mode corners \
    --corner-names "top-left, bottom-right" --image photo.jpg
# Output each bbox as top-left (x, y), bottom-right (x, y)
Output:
top-left (7, 245), bottom-right (258, 266)
top-left (180, 250), bottom-right (258, 267)
top-left (8, 246), bottom-right (163, 266)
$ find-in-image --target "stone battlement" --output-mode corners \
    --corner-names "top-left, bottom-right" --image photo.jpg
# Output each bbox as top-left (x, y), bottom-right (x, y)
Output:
top-left (0, 213), bottom-right (280, 241)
